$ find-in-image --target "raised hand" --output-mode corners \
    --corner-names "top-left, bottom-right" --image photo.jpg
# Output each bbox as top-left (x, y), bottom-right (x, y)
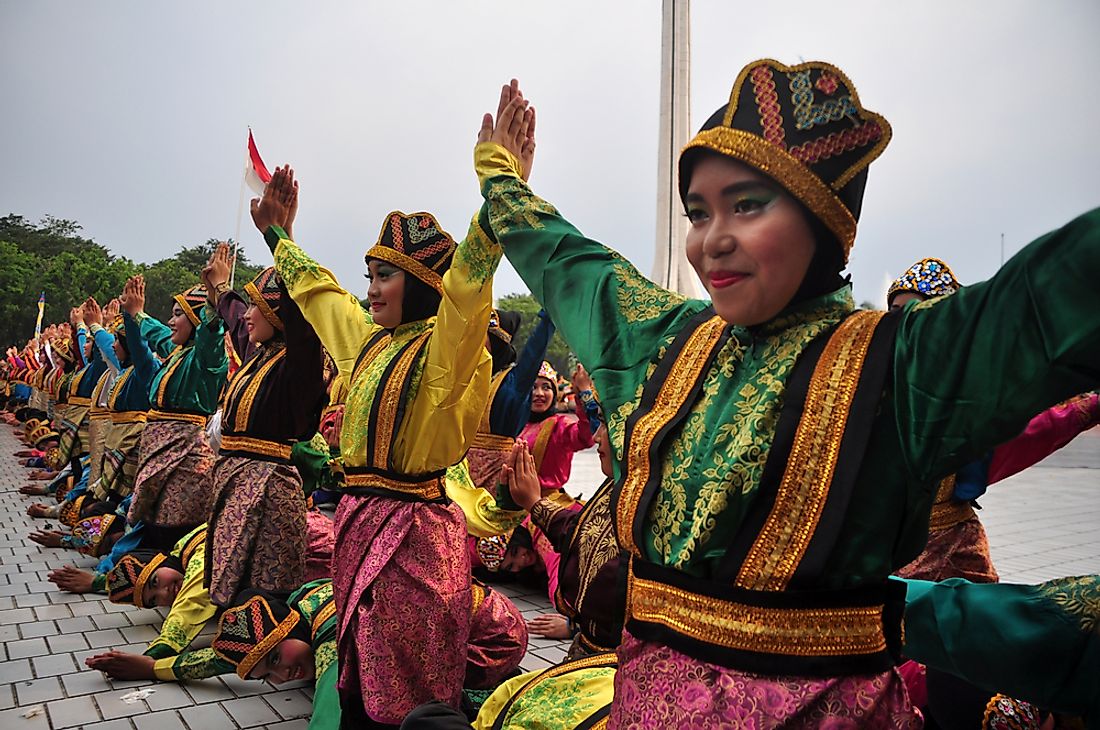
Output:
top-left (251, 164), bottom-right (294, 235)
top-left (119, 276), bottom-right (145, 316)
top-left (505, 440), bottom-right (542, 511)
top-left (70, 307), bottom-right (84, 327)
top-left (205, 243), bottom-right (233, 293)
top-left (82, 297), bottom-right (103, 327)
top-left (103, 298), bottom-right (120, 321)
top-left (571, 363), bottom-right (593, 394)
top-left (478, 79), bottom-right (536, 181)
top-left (282, 167), bottom-right (299, 240)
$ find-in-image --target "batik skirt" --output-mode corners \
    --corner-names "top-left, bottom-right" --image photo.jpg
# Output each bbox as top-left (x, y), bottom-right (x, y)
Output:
top-left (895, 515), bottom-right (999, 584)
top-left (608, 631), bottom-right (922, 729)
top-left (333, 494), bottom-right (472, 725)
top-left (466, 583), bottom-right (528, 690)
top-left (99, 419), bottom-right (145, 501)
top-left (128, 419), bottom-right (214, 530)
top-left (205, 455), bottom-right (307, 606)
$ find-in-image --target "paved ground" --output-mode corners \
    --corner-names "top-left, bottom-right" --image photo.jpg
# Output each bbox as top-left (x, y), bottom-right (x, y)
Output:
top-left (0, 426), bottom-right (1096, 729)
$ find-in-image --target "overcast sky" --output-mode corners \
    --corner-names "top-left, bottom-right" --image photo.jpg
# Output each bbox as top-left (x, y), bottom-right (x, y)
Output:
top-left (2, 1), bottom-right (1097, 308)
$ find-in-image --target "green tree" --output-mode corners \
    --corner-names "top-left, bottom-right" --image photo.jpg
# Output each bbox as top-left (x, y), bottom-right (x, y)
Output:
top-left (496, 292), bottom-right (573, 376)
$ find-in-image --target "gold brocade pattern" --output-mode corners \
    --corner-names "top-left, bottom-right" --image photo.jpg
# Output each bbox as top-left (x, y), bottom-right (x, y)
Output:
top-left (530, 417), bottom-right (556, 473)
top-left (371, 332), bottom-right (431, 469)
top-left (572, 481), bottom-right (619, 613)
top-left (228, 346), bottom-right (286, 433)
top-left (485, 177), bottom-right (559, 237)
top-left (736, 310), bottom-right (882, 591)
top-left (927, 475), bottom-right (977, 532)
top-left (617, 316), bottom-right (728, 556)
top-left (645, 294), bottom-right (852, 567)
top-left (342, 319), bottom-right (432, 468)
top-left (154, 349), bottom-right (191, 408)
top-left (453, 218), bottom-right (503, 288)
top-left (628, 571), bottom-right (887, 656)
top-left (219, 435), bottom-right (292, 461)
top-left (1037, 575), bottom-right (1100, 634)
top-left (611, 259), bottom-right (687, 324)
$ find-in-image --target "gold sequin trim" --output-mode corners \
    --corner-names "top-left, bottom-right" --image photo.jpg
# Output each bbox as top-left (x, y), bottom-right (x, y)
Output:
top-left (364, 245), bottom-right (444, 295)
top-left (371, 332), bottom-right (431, 469)
top-left (350, 335), bottom-right (392, 388)
top-left (147, 409), bottom-right (207, 426)
top-left (928, 475), bottom-right (975, 532)
top-left (683, 127), bottom-right (857, 260)
top-left (617, 316), bottom-right (727, 555)
top-left (107, 368), bottom-right (133, 411)
top-left (736, 310), bottom-right (882, 591)
top-left (343, 471), bottom-right (444, 500)
top-left (110, 412), bottom-right (147, 424)
top-left (629, 572), bottom-right (886, 656)
top-left (219, 435), bottom-right (292, 462)
top-left (472, 432), bottom-right (515, 452)
top-left (172, 294), bottom-right (201, 327)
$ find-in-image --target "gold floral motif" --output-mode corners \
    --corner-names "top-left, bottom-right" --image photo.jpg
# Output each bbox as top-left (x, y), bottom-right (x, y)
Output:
top-left (628, 571), bottom-right (887, 656)
top-left (735, 310), bottom-right (882, 591)
top-left (273, 239), bottom-right (323, 290)
top-left (612, 261), bottom-right (687, 324)
top-left (371, 332), bottom-right (431, 469)
top-left (1037, 575), bottom-right (1100, 633)
top-left (453, 218), bottom-right (503, 289)
top-left (572, 481), bottom-right (620, 613)
top-left (485, 177), bottom-right (560, 237)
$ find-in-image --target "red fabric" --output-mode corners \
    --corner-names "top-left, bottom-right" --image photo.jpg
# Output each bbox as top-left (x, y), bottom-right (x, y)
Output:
top-left (247, 130), bottom-right (272, 183)
top-left (988, 394), bottom-right (1099, 483)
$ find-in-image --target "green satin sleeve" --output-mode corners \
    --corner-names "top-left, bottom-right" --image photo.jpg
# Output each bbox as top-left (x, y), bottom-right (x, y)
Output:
top-left (900, 575), bottom-right (1100, 718)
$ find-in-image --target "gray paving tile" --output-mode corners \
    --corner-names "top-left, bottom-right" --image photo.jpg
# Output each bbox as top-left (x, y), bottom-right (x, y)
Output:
top-left (266, 720), bottom-right (310, 730)
top-left (5, 636), bottom-right (48, 659)
top-left (14, 592), bottom-right (49, 608)
top-left (47, 631), bottom-right (90, 653)
top-left (0, 623), bottom-right (18, 641)
top-left (182, 678), bottom-right (237, 705)
top-left (69, 600), bottom-right (108, 617)
top-left (145, 683), bottom-right (195, 711)
top-left (91, 612), bottom-right (132, 630)
top-left (0, 658), bottom-right (33, 683)
top-left (31, 651), bottom-right (78, 677)
top-left (223, 696), bottom-right (281, 727)
top-left (222, 672), bottom-right (275, 698)
top-left (14, 676), bottom-right (65, 705)
top-left (84, 627), bottom-right (126, 648)
top-left (56, 615), bottom-right (96, 633)
top-left (120, 624), bottom-right (160, 644)
top-left (0, 704), bottom-right (50, 730)
top-left (95, 687), bottom-right (149, 718)
top-left (60, 668), bottom-right (114, 697)
top-left (47, 693), bottom-right (100, 729)
top-left (134, 709), bottom-right (188, 730)
top-left (0, 607), bottom-right (35, 625)
top-left (0, 684), bottom-right (12, 711)
top-left (31, 602), bottom-right (71, 620)
top-left (82, 719), bottom-right (135, 730)
top-left (16, 619), bottom-right (57, 639)
top-left (179, 702), bottom-right (235, 729)
top-left (263, 689), bottom-right (313, 720)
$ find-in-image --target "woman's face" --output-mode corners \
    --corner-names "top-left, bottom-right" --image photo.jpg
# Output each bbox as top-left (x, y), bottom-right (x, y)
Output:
top-left (500, 544), bottom-right (537, 572)
top-left (146, 566), bottom-right (184, 607)
top-left (365, 260), bottom-right (405, 329)
top-left (168, 304), bottom-right (195, 346)
top-left (684, 155), bottom-right (817, 326)
top-left (530, 378), bottom-right (556, 415)
top-left (244, 304), bottom-right (276, 344)
top-left (250, 637), bottom-right (315, 685)
top-left (111, 338), bottom-right (127, 364)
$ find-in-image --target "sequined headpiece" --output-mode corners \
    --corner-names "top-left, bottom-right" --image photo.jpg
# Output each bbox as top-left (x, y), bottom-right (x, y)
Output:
top-left (487, 309), bottom-right (512, 344)
top-left (71, 513), bottom-right (122, 557)
top-left (537, 361), bottom-right (559, 385)
top-left (106, 315), bottom-right (126, 336)
top-left (680, 59), bottom-right (892, 262)
top-left (887, 258), bottom-right (960, 305)
top-left (244, 267), bottom-right (284, 331)
top-left (172, 285), bottom-right (208, 328)
top-left (364, 211), bottom-right (457, 295)
top-left (475, 532), bottom-right (511, 572)
top-left (212, 592), bottom-right (300, 679)
top-left (53, 339), bottom-right (75, 364)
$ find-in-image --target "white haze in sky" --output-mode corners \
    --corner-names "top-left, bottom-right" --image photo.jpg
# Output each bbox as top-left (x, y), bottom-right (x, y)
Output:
top-left (2, 1), bottom-right (1098, 309)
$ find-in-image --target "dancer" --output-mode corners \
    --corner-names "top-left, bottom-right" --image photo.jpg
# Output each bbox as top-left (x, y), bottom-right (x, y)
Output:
top-left (471, 69), bottom-right (1100, 726)
top-left (254, 157), bottom-right (510, 725)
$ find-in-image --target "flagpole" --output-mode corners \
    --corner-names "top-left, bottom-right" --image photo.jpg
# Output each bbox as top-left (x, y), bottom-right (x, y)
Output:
top-left (230, 143), bottom-right (249, 289)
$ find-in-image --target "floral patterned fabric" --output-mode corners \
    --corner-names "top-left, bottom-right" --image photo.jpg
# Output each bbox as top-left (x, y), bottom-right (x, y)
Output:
top-left (608, 631), bottom-right (921, 729)
top-left (895, 515), bottom-right (998, 583)
top-left (465, 585), bottom-right (527, 690)
top-left (128, 419), bottom-right (214, 529)
top-left (205, 455), bottom-right (307, 606)
top-left (333, 494), bottom-right (472, 724)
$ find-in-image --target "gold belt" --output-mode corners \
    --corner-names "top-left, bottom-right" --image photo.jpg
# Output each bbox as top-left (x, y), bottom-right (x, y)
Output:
top-left (111, 412), bottom-right (148, 425)
top-left (219, 434), bottom-right (293, 461)
top-left (68, 397), bottom-right (92, 407)
top-left (471, 432), bottom-right (516, 453)
top-left (628, 573), bottom-right (888, 658)
top-left (343, 471), bottom-right (445, 501)
top-left (147, 409), bottom-right (208, 426)
top-left (928, 499), bottom-right (976, 532)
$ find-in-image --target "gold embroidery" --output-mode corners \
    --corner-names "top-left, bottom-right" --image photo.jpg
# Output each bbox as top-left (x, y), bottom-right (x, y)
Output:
top-left (219, 435), bottom-right (292, 461)
top-left (311, 601), bottom-right (337, 636)
top-left (146, 409), bottom-right (207, 426)
top-left (154, 349), bottom-right (191, 408)
top-left (628, 572), bottom-right (887, 656)
top-left (351, 334), bottom-right (392, 387)
top-left (231, 348), bottom-right (286, 433)
top-left (927, 474), bottom-right (976, 531)
top-left (612, 260), bottom-right (687, 324)
top-left (617, 316), bottom-right (727, 556)
top-left (572, 481), bottom-right (619, 613)
top-left (470, 582), bottom-right (487, 615)
top-left (1037, 575), bottom-right (1100, 634)
top-left (472, 432), bottom-right (515, 452)
top-left (106, 368), bottom-right (133, 411)
top-left (342, 471), bottom-right (444, 500)
top-left (372, 332), bottom-right (431, 469)
top-left (736, 310), bottom-right (883, 591)
top-left (485, 178), bottom-right (558, 237)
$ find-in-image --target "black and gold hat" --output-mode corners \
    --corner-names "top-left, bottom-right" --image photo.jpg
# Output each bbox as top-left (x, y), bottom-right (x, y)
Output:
top-left (173, 285), bottom-right (208, 328)
top-left (71, 513), bottom-right (123, 557)
top-left (244, 267), bottom-right (284, 331)
top-left (680, 59), bottom-right (891, 261)
top-left (365, 212), bottom-right (457, 295)
top-left (212, 592), bottom-right (300, 679)
top-left (106, 550), bottom-right (181, 607)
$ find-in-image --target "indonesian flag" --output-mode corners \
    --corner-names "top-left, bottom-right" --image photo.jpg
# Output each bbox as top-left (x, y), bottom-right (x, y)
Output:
top-left (245, 130), bottom-right (272, 197)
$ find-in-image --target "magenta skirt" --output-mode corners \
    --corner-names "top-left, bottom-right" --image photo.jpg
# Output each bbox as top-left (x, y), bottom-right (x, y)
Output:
top-left (608, 631), bottom-right (922, 729)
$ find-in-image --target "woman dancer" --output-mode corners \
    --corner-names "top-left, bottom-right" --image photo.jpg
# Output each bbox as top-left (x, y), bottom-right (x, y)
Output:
top-left (253, 155), bottom-right (512, 725)
top-left (471, 70), bottom-right (1100, 726)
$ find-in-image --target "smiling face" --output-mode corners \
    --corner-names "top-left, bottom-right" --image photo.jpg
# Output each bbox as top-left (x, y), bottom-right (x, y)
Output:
top-left (684, 154), bottom-right (817, 326)
top-left (530, 377), bottom-right (556, 415)
top-left (145, 565), bottom-right (184, 607)
top-left (168, 304), bottom-right (195, 346)
top-left (244, 304), bottom-right (276, 344)
top-left (249, 637), bottom-right (315, 685)
top-left (365, 260), bottom-right (405, 329)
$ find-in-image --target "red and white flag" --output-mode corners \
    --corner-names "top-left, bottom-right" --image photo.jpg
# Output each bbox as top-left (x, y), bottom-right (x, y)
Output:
top-left (244, 129), bottom-right (272, 196)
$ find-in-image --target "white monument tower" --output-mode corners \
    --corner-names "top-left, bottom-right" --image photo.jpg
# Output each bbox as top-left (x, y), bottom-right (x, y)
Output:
top-left (652, 0), bottom-right (699, 297)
